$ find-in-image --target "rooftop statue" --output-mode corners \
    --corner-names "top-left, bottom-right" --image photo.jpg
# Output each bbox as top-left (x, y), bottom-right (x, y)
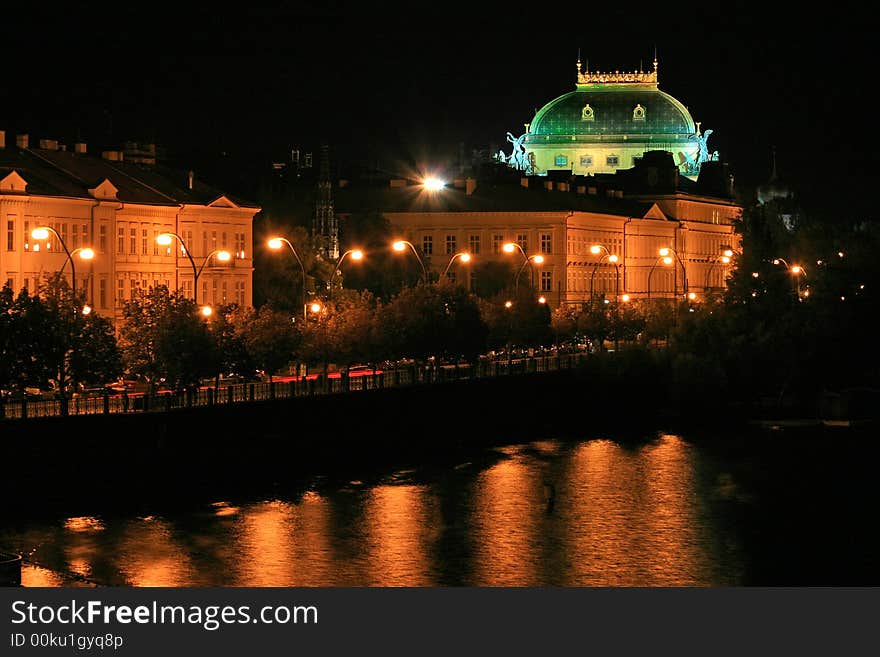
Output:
top-left (506, 131), bottom-right (529, 172)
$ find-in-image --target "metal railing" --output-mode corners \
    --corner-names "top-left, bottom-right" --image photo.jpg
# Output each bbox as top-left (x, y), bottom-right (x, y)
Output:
top-left (0, 351), bottom-right (589, 421)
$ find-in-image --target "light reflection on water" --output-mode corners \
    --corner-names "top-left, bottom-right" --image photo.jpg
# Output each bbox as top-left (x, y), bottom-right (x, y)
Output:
top-left (5, 434), bottom-right (761, 586)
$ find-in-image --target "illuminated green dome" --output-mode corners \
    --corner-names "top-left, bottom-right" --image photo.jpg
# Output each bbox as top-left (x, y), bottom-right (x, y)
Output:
top-left (519, 58), bottom-right (708, 178)
top-left (528, 88), bottom-right (695, 141)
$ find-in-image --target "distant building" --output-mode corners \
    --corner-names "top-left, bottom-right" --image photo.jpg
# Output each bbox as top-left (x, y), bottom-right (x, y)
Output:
top-left (0, 130), bottom-right (259, 325)
top-left (335, 151), bottom-right (741, 307)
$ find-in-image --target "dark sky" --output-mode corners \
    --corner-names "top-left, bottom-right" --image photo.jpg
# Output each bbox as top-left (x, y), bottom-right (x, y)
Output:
top-left (1, 2), bottom-right (873, 210)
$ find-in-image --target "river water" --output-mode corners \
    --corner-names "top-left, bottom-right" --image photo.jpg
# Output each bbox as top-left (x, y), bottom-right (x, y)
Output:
top-left (3, 426), bottom-right (877, 586)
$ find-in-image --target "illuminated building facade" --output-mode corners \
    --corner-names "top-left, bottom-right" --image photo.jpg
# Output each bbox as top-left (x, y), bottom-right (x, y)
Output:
top-left (506, 55), bottom-right (716, 180)
top-left (0, 131), bottom-right (259, 324)
top-left (336, 151), bottom-right (741, 307)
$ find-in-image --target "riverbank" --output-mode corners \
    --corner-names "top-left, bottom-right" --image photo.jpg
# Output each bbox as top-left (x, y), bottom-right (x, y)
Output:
top-left (3, 360), bottom-right (873, 515)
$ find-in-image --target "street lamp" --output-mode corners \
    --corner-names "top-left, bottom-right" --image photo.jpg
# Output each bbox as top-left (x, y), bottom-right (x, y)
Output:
top-left (504, 242), bottom-right (542, 292)
top-left (443, 252), bottom-right (471, 279)
top-left (656, 246), bottom-right (689, 299)
top-left (268, 236), bottom-right (308, 319)
top-left (329, 248), bottom-right (364, 291)
top-left (158, 232), bottom-right (231, 306)
top-left (772, 257), bottom-right (807, 298)
top-left (705, 251), bottom-right (733, 291)
top-left (31, 227), bottom-right (94, 298)
top-left (588, 244), bottom-right (620, 309)
top-left (392, 239), bottom-right (428, 284)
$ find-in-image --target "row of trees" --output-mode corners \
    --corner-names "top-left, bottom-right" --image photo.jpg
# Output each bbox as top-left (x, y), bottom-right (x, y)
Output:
top-left (2, 265), bottom-right (693, 401)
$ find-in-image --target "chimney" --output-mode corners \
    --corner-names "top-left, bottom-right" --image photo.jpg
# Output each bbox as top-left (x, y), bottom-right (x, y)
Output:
top-left (16, 134), bottom-right (29, 148)
top-left (465, 177), bottom-right (477, 195)
top-left (188, 170), bottom-right (194, 190)
top-left (0, 130), bottom-right (5, 149)
top-left (39, 139), bottom-right (59, 151)
top-left (74, 142), bottom-right (87, 154)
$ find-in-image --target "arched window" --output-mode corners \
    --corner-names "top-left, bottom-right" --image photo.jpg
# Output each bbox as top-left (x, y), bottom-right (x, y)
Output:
top-left (633, 104), bottom-right (646, 121)
top-left (581, 104), bottom-right (594, 121)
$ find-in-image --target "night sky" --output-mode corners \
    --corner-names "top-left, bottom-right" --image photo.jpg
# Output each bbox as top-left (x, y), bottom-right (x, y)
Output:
top-left (1, 2), bottom-right (873, 211)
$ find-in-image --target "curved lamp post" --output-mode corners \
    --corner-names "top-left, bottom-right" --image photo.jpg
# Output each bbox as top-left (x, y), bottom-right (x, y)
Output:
top-left (268, 236), bottom-right (308, 319)
top-left (648, 247), bottom-right (688, 300)
top-left (504, 242), bottom-right (543, 293)
top-left (588, 244), bottom-right (620, 310)
top-left (772, 257), bottom-right (807, 298)
top-left (328, 248), bottom-right (364, 291)
top-left (392, 239), bottom-right (428, 284)
top-left (443, 251), bottom-right (472, 279)
top-left (31, 227), bottom-right (94, 298)
top-left (158, 232), bottom-right (230, 306)
top-left (705, 248), bottom-right (734, 291)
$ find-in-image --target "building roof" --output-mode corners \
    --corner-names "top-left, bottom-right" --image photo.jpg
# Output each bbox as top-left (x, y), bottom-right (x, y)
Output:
top-left (0, 142), bottom-right (259, 208)
top-left (336, 177), bottom-right (654, 218)
top-left (527, 87), bottom-right (696, 143)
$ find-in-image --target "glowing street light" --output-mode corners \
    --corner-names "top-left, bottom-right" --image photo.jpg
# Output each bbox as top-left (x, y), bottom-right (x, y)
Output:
top-left (392, 239), bottom-right (428, 284)
top-left (649, 246), bottom-right (688, 299)
top-left (705, 249), bottom-right (734, 291)
top-left (268, 236), bottom-right (308, 319)
top-left (31, 226), bottom-right (94, 298)
top-left (443, 252), bottom-right (472, 279)
top-left (588, 244), bottom-right (620, 308)
top-left (158, 232), bottom-right (230, 306)
top-left (329, 248), bottom-right (364, 291)
top-left (504, 242), bottom-right (543, 292)
top-left (423, 177), bottom-right (446, 191)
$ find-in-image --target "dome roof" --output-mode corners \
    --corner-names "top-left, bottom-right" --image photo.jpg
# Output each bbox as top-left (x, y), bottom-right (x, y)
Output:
top-left (528, 88), bottom-right (696, 141)
top-left (526, 60), bottom-right (697, 144)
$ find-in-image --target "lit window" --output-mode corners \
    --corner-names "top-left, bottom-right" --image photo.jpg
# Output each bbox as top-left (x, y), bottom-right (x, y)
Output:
top-left (606, 155), bottom-right (619, 167)
top-left (422, 235), bottom-right (433, 255)
top-left (541, 271), bottom-right (552, 292)
top-left (554, 155), bottom-right (568, 167)
top-left (541, 234), bottom-right (552, 254)
top-left (469, 235), bottom-right (481, 255)
top-left (580, 156), bottom-right (592, 167)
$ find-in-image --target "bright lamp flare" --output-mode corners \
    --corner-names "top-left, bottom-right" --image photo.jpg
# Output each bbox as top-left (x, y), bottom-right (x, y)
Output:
top-left (31, 228), bottom-right (50, 240)
top-left (688, 292), bottom-right (697, 300)
top-left (392, 241), bottom-right (406, 252)
top-left (533, 255), bottom-right (544, 264)
top-left (310, 302), bottom-right (322, 313)
top-left (351, 250), bottom-right (364, 260)
top-left (80, 248), bottom-right (95, 260)
top-left (268, 238), bottom-right (284, 249)
top-left (659, 247), bottom-right (670, 257)
top-left (460, 253), bottom-right (471, 263)
top-left (590, 245), bottom-right (601, 255)
top-left (423, 177), bottom-right (445, 191)
top-left (608, 254), bottom-right (619, 263)
top-left (200, 305), bottom-right (213, 317)
top-left (216, 250), bottom-right (231, 262)
top-left (503, 243), bottom-right (516, 253)
top-left (663, 256), bottom-right (673, 265)
top-left (157, 233), bottom-right (173, 246)
top-left (537, 296), bottom-right (546, 304)
top-left (82, 305), bottom-right (92, 316)
top-left (504, 300), bottom-right (513, 308)
top-left (621, 294), bottom-right (631, 302)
